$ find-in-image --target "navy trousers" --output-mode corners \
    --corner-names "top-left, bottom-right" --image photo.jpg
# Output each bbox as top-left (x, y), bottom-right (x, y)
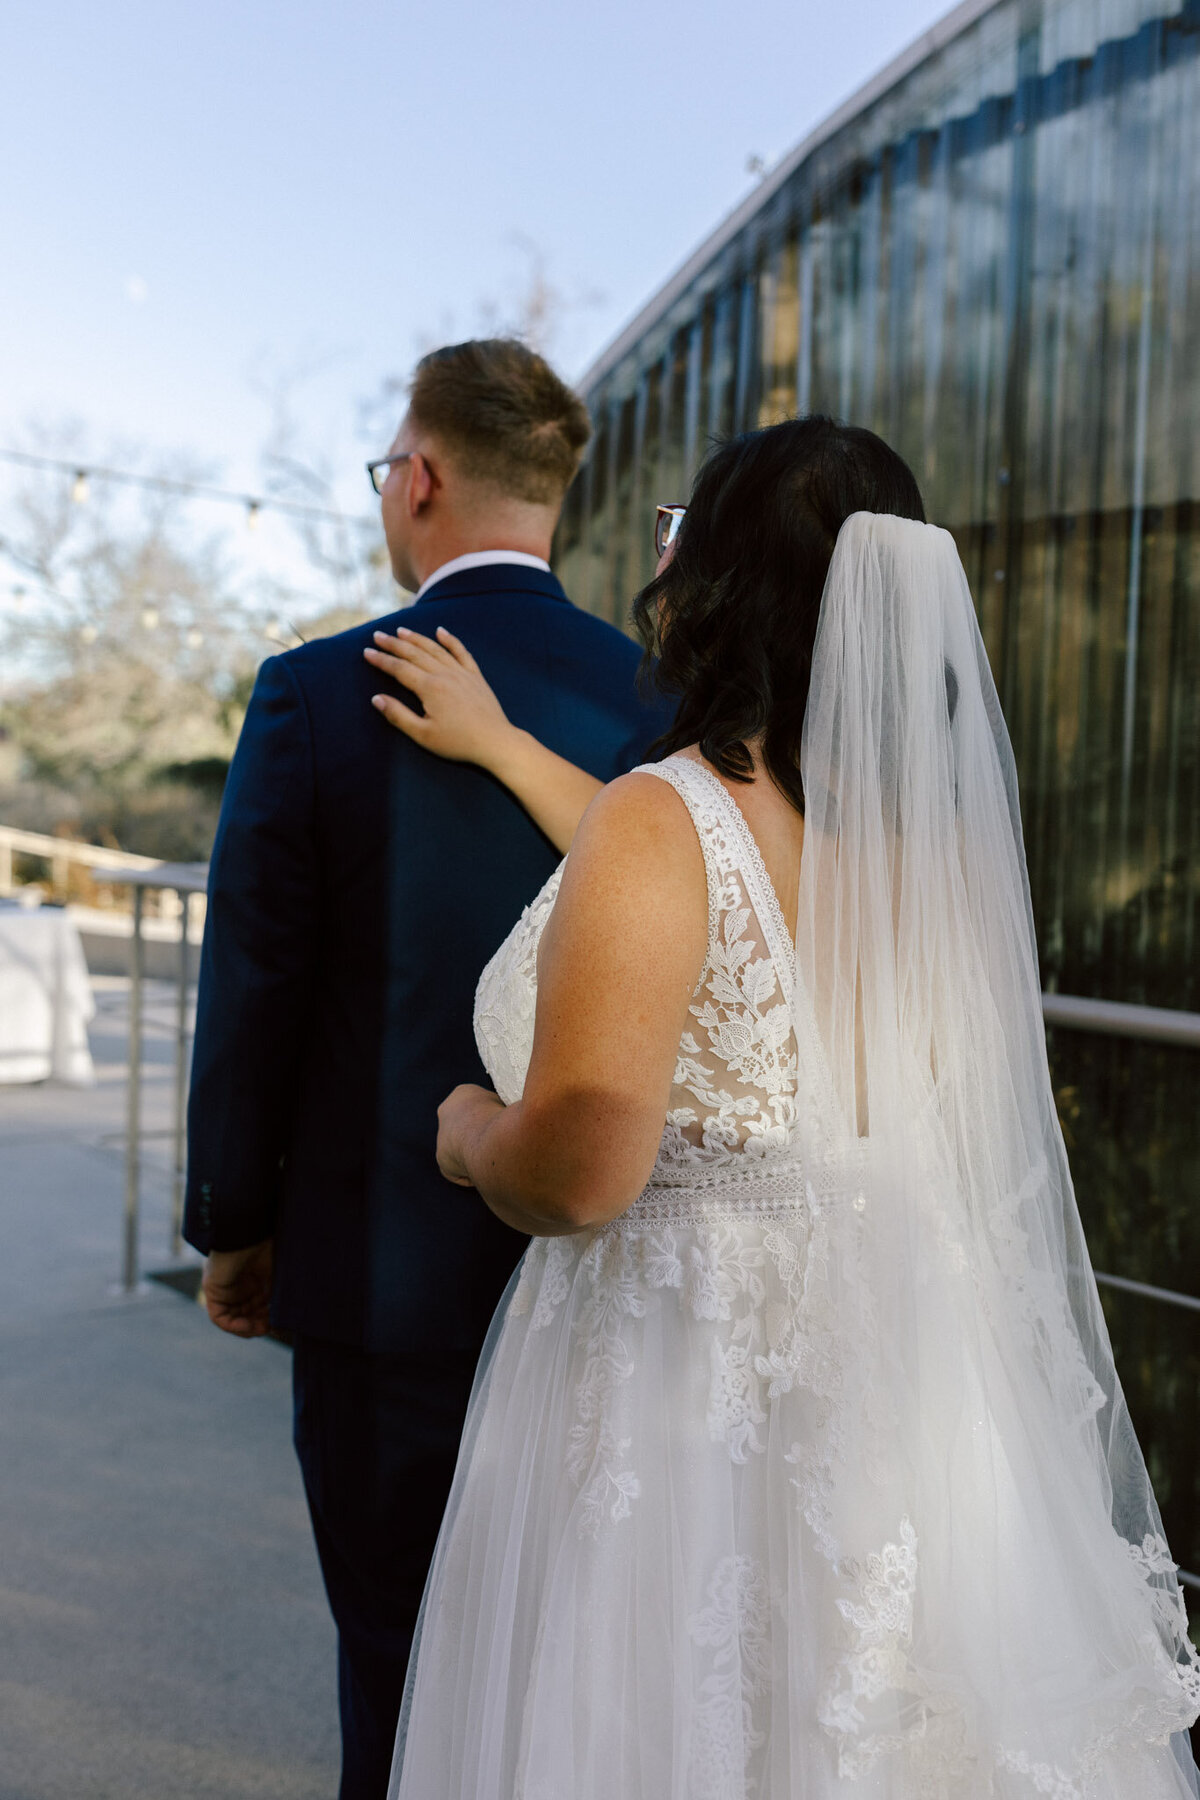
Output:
top-left (292, 1334), bottom-right (480, 1800)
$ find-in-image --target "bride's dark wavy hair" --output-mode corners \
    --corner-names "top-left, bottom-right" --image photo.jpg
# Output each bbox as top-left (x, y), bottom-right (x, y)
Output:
top-left (634, 415), bottom-right (925, 811)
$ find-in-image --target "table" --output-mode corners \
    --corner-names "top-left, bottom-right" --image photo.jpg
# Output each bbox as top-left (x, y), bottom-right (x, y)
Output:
top-left (91, 861), bottom-right (209, 1291)
top-left (0, 902), bottom-right (96, 1086)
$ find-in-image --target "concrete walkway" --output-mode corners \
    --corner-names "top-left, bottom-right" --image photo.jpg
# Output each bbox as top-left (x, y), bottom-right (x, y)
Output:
top-left (0, 977), bottom-right (340, 1799)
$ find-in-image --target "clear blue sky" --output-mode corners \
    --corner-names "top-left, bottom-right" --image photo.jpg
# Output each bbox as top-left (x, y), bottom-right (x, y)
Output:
top-left (1, 0), bottom-right (953, 501)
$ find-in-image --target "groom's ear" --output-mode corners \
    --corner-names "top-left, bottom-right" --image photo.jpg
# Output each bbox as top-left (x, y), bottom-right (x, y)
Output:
top-left (407, 449), bottom-right (438, 517)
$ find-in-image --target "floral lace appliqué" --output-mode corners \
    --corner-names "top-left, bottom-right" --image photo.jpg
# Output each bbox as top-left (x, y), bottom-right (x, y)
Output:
top-left (818, 1518), bottom-right (919, 1760)
top-left (687, 1554), bottom-right (772, 1799)
top-left (567, 1232), bottom-right (645, 1536)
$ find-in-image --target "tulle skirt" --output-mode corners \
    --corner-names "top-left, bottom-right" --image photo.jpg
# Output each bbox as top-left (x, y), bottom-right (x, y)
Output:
top-left (390, 1196), bottom-right (1200, 1800)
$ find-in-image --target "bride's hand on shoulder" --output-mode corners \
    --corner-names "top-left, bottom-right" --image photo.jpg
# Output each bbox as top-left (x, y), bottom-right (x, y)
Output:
top-left (436, 1083), bottom-right (506, 1187)
top-left (365, 622), bottom-right (604, 855)
top-left (365, 625), bottom-right (515, 769)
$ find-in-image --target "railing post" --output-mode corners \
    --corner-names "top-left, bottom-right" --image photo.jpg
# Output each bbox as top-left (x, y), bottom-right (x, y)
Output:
top-left (0, 835), bottom-right (11, 894)
top-left (170, 891), bottom-right (192, 1258)
top-left (122, 886), bottom-right (144, 1293)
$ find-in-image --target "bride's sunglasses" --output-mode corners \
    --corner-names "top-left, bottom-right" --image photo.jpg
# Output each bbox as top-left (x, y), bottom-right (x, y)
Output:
top-left (655, 504), bottom-right (687, 560)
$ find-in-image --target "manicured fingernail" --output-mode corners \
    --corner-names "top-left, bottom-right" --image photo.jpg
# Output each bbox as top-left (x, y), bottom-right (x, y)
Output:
top-left (371, 695), bottom-right (386, 710)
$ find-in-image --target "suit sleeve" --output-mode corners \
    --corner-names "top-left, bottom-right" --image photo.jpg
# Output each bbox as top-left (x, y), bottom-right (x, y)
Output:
top-left (184, 655), bottom-right (318, 1254)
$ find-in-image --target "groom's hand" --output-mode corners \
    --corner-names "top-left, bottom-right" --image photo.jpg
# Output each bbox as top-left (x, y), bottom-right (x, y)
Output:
top-left (202, 1239), bottom-right (275, 1338)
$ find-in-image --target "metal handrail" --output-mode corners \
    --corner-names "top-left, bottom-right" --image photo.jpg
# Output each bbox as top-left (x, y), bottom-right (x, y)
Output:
top-left (1042, 991), bottom-right (1200, 1049)
top-left (0, 824), bottom-right (160, 865)
top-left (0, 823), bottom-right (160, 892)
top-left (1093, 1272), bottom-right (1200, 1315)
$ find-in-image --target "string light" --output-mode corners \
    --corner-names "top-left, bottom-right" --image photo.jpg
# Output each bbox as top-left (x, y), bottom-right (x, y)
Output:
top-left (3, 567), bottom-right (225, 633)
top-left (0, 448), bottom-right (371, 527)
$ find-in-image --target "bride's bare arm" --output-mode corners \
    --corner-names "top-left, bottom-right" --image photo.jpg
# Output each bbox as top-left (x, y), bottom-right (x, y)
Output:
top-left (434, 774), bottom-right (708, 1237)
top-left (365, 625), bottom-right (602, 854)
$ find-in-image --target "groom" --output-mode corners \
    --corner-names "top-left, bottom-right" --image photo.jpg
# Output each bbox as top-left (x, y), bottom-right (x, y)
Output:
top-left (184, 338), bottom-right (671, 1799)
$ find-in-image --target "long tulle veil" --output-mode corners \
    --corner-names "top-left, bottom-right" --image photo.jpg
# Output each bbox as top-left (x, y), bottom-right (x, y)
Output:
top-left (794, 511), bottom-right (1200, 1788)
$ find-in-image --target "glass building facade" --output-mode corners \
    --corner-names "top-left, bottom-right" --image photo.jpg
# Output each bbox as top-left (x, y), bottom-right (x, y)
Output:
top-left (557, 0), bottom-right (1200, 1577)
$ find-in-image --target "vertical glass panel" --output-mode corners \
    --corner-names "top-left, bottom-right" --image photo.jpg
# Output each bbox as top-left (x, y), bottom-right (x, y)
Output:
top-left (583, 404), bottom-right (611, 622)
top-left (693, 294), bottom-right (718, 472)
top-left (659, 330), bottom-right (691, 511)
top-left (605, 394), bottom-right (639, 629)
top-left (552, 462), bottom-right (587, 605)
top-left (708, 278), bottom-right (738, 442)
top-left (682, 314), bottom-right (704, 485)
top-left (804, 204), bottom-right (832, 416)
top-left (796, 222), bottom-right (815, 416)
top-left (760, 230), bottom-right (800, 424)
top-left (635, 361), bottom-right (664, 594)
top-left (732, 265), bottom-right (761, 433)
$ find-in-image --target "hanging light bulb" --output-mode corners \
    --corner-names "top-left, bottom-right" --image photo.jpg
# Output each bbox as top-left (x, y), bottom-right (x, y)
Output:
top-left (245, 499), bottom-right (262, 530)
top-left (186, 627), bottom-right (204, 650)
top-left (71, 470), bottom-right (90, 504)
top-left (80, 623), bottom-right (98, 645)
top-left (141, 606), bottom-right (160, 630)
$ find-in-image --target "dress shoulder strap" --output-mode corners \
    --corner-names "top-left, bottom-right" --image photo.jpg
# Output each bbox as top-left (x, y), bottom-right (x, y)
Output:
top-left (633, 757), bottom-right (725, 997)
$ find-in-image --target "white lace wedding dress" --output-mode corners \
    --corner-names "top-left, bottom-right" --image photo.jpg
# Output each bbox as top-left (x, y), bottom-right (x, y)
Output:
top-left (390, 750), bottom-right (1200, 1800)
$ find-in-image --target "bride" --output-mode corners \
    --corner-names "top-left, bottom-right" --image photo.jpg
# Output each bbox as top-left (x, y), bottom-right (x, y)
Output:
top-left (364, 416), bottom-right (1200, 1798)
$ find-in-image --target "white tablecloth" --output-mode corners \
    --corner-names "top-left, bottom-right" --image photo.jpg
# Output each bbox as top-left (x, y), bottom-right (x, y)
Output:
top-left (0, 905), bottom-right (96, 1085)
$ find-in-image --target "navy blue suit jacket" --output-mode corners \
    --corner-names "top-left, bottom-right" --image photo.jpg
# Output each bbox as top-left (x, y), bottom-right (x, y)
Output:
top-left (184, 565), bottom-right (672, 1352)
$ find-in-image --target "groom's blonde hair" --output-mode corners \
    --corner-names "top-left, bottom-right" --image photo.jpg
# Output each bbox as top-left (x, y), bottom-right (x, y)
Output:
top-left (409, 338), bottom-right (591, 507)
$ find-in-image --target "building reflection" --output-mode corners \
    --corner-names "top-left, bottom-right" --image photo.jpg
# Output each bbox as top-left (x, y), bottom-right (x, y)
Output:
top-left (557, 0), bottom-right (1200, 1577)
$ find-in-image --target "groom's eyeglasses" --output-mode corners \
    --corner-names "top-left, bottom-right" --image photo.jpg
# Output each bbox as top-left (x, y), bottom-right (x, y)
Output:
top-left (655, 504), bottom-right (687, 559)
top-left (366, 452), bottom-right (416, 497)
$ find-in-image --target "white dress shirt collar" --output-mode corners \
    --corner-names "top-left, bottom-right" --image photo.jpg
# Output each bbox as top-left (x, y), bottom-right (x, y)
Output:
top-left (414, 550), bottom-right (552, 600)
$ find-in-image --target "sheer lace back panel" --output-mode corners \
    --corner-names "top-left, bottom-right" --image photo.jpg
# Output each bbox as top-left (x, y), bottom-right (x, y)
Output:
top-left (475, 753), bottom-right (836, 1194)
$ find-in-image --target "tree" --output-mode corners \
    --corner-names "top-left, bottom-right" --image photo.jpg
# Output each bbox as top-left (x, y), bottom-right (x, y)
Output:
top-left (0, 441), bottom-right (265, 855)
